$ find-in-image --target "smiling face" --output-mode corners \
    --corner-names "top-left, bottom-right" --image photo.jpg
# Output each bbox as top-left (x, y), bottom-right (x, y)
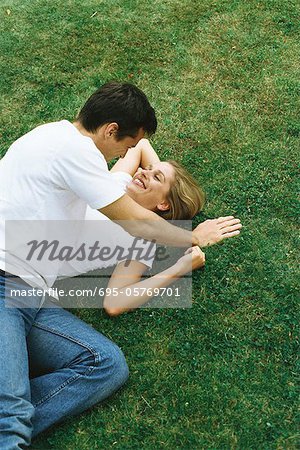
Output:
top-left (126, 162), bottom-right (175, 212)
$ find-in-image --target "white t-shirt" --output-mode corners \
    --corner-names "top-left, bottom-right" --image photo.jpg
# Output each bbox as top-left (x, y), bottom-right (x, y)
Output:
top-left (0, 120), bottom-right (126, 288)
top-left (58, 171), bottom-right (156, 279)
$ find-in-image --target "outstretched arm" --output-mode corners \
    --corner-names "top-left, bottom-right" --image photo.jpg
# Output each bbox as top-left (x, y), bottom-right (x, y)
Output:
top-left (103, 246), bottom-right (205, 316)
top-left (100, 195), bottom-right (242, 248)
top-left (103, 140), bottom-right (242, 247)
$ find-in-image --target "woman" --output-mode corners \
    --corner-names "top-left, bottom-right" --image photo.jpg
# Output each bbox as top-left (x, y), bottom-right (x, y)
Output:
top-left (6, 140), bottom-right (241, 445)
top-left (61, 138), bottom-right (240, 316)
top-left (58, 137), bottom-right (209, 315)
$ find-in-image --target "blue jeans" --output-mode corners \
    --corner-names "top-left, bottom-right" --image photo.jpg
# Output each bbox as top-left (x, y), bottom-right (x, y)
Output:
top-left (0, 275), bottom-right (129, 449)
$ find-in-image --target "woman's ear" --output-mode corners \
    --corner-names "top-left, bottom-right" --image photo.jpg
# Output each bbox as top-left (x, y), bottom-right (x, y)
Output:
top-left (156, 201), bottom-right (170, 212)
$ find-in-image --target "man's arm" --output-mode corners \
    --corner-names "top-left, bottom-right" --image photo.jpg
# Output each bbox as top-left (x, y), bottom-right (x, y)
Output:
top-left (99, 195), bottom-right (242, 247)
top-left (99, 194), bottom-right (196, 246)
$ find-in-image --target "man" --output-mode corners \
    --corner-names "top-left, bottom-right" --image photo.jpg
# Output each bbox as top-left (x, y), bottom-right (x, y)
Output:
top-left (0, 82), bottom-right (241, 447)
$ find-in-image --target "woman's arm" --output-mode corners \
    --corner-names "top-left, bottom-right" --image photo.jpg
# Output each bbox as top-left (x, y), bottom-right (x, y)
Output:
top-left (110, 139), bottom-right (160, 176)
top-left (103, 246), bottom-right (205, 316)
top-left (138, 138), bottom-right (160, 168)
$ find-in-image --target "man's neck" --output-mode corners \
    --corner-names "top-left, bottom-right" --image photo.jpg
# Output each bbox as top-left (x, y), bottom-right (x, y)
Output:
top-left (73, 121), bottom-right (107, 159)
top-left (73, 121), bottom-right (94, 140)
top-left (72, 121), bottom-right (114, 162)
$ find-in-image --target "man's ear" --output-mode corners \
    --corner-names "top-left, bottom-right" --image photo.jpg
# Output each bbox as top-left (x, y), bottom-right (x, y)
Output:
top-left (105, 122), bottom-right (119, 138)
top-left (156, 201), bottom-right (170, 212)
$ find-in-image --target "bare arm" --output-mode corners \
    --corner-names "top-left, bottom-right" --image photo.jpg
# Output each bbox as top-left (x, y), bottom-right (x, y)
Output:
top-left (110, 139), bottom-right (160, 176)
top-left (99, 194), bottom-right (198, 246)
top-left (104, 246), bottom-right (205, 316)
top-left (99, 196), bottom-right (242, 248)
top-left (110, 147), bottom-right (141, 176)
top-left (106, 138), bottom-right (242, 246)
top-left (138, 138), bottom-right (160, 168)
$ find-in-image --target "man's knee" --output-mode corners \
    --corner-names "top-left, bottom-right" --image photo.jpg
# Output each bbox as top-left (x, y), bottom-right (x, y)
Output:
top-left (76, 337), bottom-right (129, 399)
top-left (114, 344), bottom-right (129, 386)
top-left (89, 339), bottom-right (129, 394)
top-left (104, 342), bottom-right (129, 389)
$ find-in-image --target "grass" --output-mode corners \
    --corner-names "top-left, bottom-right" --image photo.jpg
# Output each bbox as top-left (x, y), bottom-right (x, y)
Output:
top-left (0, 0), bottom-right (299, 448)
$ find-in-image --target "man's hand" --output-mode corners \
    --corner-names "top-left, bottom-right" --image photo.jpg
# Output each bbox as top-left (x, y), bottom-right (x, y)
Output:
top-left (193, 216), bottom-right (242, 248)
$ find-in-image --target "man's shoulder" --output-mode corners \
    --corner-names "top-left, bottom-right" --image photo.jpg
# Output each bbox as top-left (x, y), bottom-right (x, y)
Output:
top-left (31, 120), bottom-right (75, 138)
top-left (35, 120), bottom-right (97, 155)
top-left (12, 120), bottom-right (72, 146)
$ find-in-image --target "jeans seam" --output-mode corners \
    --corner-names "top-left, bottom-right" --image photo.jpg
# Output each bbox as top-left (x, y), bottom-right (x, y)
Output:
top-left (31, 321), bottom-right (101, 366)
top-left (29, 322), bottom-right (101, 408)
top-left (32, 371), bottom-right (85, 408)
top-left (30, 322), bottom-right (101, 407)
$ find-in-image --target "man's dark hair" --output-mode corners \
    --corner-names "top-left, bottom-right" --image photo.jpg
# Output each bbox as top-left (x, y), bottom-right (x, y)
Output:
top-left (77, 82), bottom-right (157, 139)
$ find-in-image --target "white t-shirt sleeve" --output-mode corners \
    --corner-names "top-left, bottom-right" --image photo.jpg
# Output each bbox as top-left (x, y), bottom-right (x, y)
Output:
top-left (50, 143), bottom-right (125, 210)
top-left (109, 171), bottom-right (133, 188)
top-left (57, 169), bottom-right (155, 278)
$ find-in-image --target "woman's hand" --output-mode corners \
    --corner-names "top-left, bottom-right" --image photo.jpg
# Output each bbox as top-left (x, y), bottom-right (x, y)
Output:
top-left (176, 246), bottom-right (205, 275)
top-left (193, 216), bottom-right (242, 247)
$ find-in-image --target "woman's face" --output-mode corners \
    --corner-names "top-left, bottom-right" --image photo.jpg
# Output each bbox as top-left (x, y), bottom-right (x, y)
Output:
top-left (126, 162), bottom-right (175, 212)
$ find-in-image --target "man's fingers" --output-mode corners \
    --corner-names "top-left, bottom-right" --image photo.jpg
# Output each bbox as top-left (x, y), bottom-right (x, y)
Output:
top-left (219, 218), bottom-right (241, 228)
top-left (222, 230), bottom-right (241, 239)
top-left (216, 216), bottom-right (235, 224)
top-left (221, 223), bottom-right (242, 234)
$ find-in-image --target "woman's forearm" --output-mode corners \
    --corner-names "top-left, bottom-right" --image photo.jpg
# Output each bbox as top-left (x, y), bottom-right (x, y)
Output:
top-left (103, 262), bottom-right (187, 316)
top-left (110, 139), bottom-right (158, 175)
top-left (137, 139), bottom-right (160, 168)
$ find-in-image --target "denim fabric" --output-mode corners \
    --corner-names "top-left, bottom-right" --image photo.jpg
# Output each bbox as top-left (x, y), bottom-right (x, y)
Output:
top-left (0, 275), bottom-right (129, 449)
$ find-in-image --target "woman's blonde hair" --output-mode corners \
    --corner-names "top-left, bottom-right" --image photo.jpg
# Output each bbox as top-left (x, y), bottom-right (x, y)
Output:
top-left (157, 160), bottom-right (205, 220)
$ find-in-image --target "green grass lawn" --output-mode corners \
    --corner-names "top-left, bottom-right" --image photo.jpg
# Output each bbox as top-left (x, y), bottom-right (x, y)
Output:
top-left (0, 0), bottom-right (299, 448)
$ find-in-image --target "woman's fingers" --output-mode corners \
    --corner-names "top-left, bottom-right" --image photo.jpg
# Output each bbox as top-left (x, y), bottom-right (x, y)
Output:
top-left (192, 246), bottom-right (205, 269)
top-left (193, 246), bottom-right (204, 257)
